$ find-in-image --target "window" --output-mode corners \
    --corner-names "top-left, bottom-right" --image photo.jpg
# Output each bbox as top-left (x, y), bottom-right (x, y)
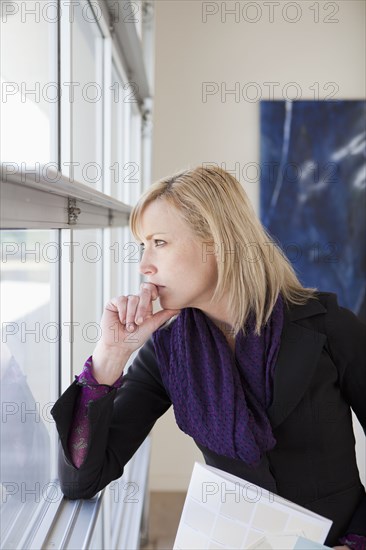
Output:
top-left (72, 228), bottom-right (103, 372)
top-left (128, 103), bottom-right (143, 206)
top-left (0, 2), bottom-right (58, 166)
top-left (71, 0), bottom-right (104, 190)
top-left (110, 63), bottom-right (125, 200)
top-left (0, 0), bottom-right (155, 546)
top-left (0, 230), bottom-right (59, 549)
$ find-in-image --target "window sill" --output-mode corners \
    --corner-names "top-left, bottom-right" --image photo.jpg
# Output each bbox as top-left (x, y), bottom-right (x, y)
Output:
top-left (20, 437), bottom-right (151, 550)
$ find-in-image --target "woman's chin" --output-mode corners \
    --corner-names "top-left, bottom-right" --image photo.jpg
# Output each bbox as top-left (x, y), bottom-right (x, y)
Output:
top-left (159, 295), bottom-right (184, 311)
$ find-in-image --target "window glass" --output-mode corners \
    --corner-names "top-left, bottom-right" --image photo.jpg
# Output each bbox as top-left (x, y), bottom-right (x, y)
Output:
top-left (134, 0), bottom-right (143, 40)
top-left (106, 227), bottom-right (124, 298)
top-left (122, 226), bottom-right (142, 297)
top-left (123, 104), bottom-right (142, 206)
top-left (71, 0), bottom-right (104, 190)
top-left (0, 2), bottom-right (57, 166)
top-left (110, 63), bottom-right (124, 200)
top-left (0, 230), bottom-right (59, 548)
top-left (72, 229), bottom-right (103, 374)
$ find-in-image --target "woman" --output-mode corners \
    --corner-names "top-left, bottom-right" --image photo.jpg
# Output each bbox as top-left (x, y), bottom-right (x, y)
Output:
top-left (51, 166), bottom-right (366, 549)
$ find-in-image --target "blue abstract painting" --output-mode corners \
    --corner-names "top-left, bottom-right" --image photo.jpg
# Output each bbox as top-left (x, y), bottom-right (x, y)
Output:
top-left (260, 100), bottom-right (366, 320)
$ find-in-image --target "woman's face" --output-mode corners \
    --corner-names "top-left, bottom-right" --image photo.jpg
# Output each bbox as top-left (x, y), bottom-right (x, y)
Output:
top-left (138, 199), bottom-right (218, 311)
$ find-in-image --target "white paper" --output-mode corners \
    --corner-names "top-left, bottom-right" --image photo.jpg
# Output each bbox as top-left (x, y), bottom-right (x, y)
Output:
top-left (173, 462), bottom-right (332, 550)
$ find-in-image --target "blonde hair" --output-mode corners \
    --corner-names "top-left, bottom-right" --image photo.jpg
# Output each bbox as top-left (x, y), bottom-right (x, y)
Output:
top-left (130, 165), bottom-right (318, 336)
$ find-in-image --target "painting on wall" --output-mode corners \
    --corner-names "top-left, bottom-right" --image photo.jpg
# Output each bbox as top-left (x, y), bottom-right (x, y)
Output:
top-left (260, 100), bottom-right (366, 320)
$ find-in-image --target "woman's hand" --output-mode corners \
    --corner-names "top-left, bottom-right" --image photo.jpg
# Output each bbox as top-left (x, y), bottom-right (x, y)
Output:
top-left (91, 283), bottom-right (180, 384)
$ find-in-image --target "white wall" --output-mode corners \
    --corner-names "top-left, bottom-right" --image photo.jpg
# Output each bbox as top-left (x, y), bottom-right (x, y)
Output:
top-left (149, 0), bottom-right (366, 491)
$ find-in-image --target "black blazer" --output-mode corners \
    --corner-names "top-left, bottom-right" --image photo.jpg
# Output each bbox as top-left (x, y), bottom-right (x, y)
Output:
top-left (51, 292), bottom-right (366, 546)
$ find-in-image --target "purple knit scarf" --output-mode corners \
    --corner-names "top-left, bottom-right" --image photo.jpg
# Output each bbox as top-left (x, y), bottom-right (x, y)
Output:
top-left (152, 294), bottom-right (284, 467)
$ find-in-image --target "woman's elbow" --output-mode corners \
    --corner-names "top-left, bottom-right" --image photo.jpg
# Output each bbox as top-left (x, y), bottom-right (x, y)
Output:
top-left (59, 477), bottom-right (100, 500)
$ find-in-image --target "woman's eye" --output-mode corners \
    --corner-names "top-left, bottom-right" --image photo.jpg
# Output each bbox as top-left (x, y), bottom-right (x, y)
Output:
top-left (139, 240), bottom-right (165, 250)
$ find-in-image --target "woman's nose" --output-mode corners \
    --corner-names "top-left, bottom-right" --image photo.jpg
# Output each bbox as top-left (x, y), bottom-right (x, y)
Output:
top-left (139, 252), bottom-right (157, 276)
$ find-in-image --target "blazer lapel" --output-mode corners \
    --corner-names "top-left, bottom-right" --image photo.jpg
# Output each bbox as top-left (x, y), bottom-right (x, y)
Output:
top-left (267, 297), bottom-right (327, 429)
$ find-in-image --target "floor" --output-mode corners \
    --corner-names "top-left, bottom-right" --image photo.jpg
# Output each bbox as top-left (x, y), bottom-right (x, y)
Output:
top-left (141, 491), bottom-right (186, 550)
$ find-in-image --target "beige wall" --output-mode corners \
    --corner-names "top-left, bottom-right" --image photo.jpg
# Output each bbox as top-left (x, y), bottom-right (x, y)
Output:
top-left (148, 0), bottom-right (366, 491)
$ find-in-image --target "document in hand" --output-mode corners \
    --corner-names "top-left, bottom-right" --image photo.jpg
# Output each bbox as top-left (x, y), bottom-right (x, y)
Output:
top-left (173, 462), bottom-right (332, 550)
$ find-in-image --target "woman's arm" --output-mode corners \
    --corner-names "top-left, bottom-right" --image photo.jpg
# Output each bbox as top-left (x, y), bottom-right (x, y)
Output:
top-left (51, 338), bottom-right (171, 499)
top-left (325, 294), bottom-right (366, 545)
top-left (52, 283), bottom-right (178, 497)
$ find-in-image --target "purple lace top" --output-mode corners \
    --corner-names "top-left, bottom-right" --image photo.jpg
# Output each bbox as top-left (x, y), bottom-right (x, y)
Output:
top-left (68, 356), bottom-right (123, 468)
top-left (338, 535), bottom-right (366, 550)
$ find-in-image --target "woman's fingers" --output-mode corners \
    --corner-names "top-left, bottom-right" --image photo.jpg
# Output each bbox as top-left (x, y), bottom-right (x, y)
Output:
top-left (98, 286), bottom-right (180, 356)
top-left (105, 283), bottom-right (159, 332)
top-left (140, 282), bottom-right (159, 301)
top-left (125, 294), bottom-right (140, 330)
top-left (124, 283), bottom-right (160, 330)
top-left (134, 283), bottom-right (157, 324)
top-left (103, 283), bottom-right (180, 345)
top-left (105, 295), bottom-right (128, 325)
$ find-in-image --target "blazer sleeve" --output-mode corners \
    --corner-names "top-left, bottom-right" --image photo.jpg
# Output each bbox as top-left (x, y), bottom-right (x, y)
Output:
top-left (50, 338), bottom-right (171, 500)
top-left (324, 293), bottom-right (366, 535)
